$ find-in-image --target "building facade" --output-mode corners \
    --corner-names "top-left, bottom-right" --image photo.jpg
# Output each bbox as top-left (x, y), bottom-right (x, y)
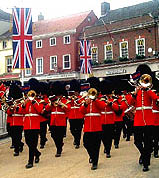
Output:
top-left (0, 9), bottom-right (20, 81)
top-left (84, 0), bottom-right (159, 80)
top-left (23, 10), bottom-right (98, 82)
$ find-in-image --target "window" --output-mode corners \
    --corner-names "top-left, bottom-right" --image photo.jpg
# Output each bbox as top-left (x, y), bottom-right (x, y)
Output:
top-left (120, 41), bottom-right (128, 58)
top-left (63, 35), bottom-right (70, 44)
top-left (36, 40), bottom-right (42, 48)
top-left (6, 56), bottom-right (12, 73)
top-left (104, 44), bottom-right (113, 60)
top-left (25, 69), bottom-right (31, 76)
top-left (50, 37), bottom-right (56, 46)
top-left (3, 41), bottom-right (7, 49)
top-left (63, 54), bottom-right (71, 69)
top-left (91, 47), bottom-right (98, 63)
top-left (50, 56), bottom-right (57, 70)
top-left (136, 38), bottom-right (145, 56)
top-left (36, 57), bottom-right (43, 74)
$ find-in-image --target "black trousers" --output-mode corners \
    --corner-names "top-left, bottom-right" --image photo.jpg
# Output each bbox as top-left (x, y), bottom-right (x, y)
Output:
top-left (24, 129), bottom-right (40, 164)
top-left (7, 123), bottom-right (13, 146)
top-left (134, 126), bottom-right (153, 167)
top-left (123, 116), bottom-right (134, 139)
top-left (83, 132), bottom-right (102, 165)
top-left (10, 126), bottom-right (23, 153)
top-left (69, 119), bottom-right (84, 146)
top-left (102, 124), bottom-right (114, 154)
top-left (40, 121), bottom-right (48, 146)
top-left (114, 121), bottom-right (123, 146)
top-left (50, 126), bottom-right (66, 154)
top-left (153, 125), bottom-right (159, 155)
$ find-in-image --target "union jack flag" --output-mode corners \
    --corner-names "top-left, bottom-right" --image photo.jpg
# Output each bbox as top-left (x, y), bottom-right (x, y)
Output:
top-left (12, 8), bottom-right (33, 69)
top-left (80, 40), bottom-right (92, 74)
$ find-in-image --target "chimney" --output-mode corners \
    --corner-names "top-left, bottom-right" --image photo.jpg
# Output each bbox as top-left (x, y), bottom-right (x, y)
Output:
top-left (101, 2), bottom-right (110, 16)
top-left (38, 12), bottom-right (44, 21)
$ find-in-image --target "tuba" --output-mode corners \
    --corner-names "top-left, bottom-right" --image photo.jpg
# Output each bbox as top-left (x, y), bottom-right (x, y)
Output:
top-left (139, 74), bottom-right (152, 89)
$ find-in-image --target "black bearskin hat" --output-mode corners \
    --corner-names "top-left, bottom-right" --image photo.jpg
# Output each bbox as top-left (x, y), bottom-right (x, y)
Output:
top-left (136, 64), bottom-right (152, 76)
top-left (100, 79), bottom-right (114, 95)
top-left (28, 78), bottom-right (40, 94)
top-left (9, 83), bottom-right (23, 100)
top-left (87, 77), bottom-right (100, 92)
top-left (69, 79), bottom-right (81, 92)
top-left (51, 81), bottom-right (65, 96)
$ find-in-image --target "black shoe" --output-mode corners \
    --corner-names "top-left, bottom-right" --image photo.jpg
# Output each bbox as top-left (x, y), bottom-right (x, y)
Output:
top-left (55, 153), bottom-right (61, 157)
top-left (75, 145), bottom-right (80, 149)
top-left (115, 145), bottom-right (119, 149)
top-left (139, 156), bottom-right (143, 165)
top-left (106, 154), bottom-right (111, 158)
top-left (14, 152), bottom-right (19, 156)
top-left (154, 154), bottom-right (159, 158)
top-left (123, 134), bottom-right (126, 138)
top-left (25, 163), bottom-right (33, 169)
top-left (35, 152), bottom-right (41, 163)
top-left (143, 167), bottom-right (149, 172)
top-left (40, 145), bottom-right (45, 149)
top-left (10, 145), bottom-right (14, 149)
top-left (91, 164), bottom-right (97, 170)
top-left (89, 158), bottom-right (93, 163)
top-left (126, 138), bottom-right (130, 141)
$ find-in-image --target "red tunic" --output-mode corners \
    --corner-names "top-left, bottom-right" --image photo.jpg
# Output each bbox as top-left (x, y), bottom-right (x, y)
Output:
top-left (113, 96), bottom-right (124, 122)
top-left (130, 89), bottom-right (158, 126)
top-left (152, 95), bottom-right (159, 126)
top-left (7, 105), bottom-right (23, 126)
top-left (68, 95), bottom-right (84, 119)
top-left (45, 97), bottom-right (71, 126)
top-left (19, 100), bottom-right (42, 130)
top-left (80, 99), bottom-right (106, 132)
top-left (101, 97), bottom-right (118, 125)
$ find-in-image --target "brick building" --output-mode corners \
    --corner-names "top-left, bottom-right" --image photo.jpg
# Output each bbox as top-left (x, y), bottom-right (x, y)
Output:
top-left (84, 0), bottom-right (159, 80)
top-left (23, 10), bottom-right (97, 82)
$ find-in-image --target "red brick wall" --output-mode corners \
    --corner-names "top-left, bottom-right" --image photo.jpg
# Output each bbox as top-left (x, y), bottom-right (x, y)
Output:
top-left (86, 15), bottom-right (158, 63)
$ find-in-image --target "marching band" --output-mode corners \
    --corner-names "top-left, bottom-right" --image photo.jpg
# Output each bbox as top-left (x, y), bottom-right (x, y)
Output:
top-left (1, 65), bottom-right (159, 172)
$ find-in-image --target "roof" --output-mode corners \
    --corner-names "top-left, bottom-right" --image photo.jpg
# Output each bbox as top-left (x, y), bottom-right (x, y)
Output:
top-left (97, 0), bottom-right (159, 25)
top-left (0, 9), bottom-right (11, 22)
top-left (33, 11), bottom-right (93, 36)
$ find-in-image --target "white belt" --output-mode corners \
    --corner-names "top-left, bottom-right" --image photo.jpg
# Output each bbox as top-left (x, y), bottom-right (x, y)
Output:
top-left (136, 106), bottom-right (152, 111)
top-left (25, 114), bottom-right (39, 117)
top-left (71, 106), bottom-right (80, 109)
top-left (152, 110), bottom-right (159, 113)
top-left (12, 114), bottom-right (23, 117)
top-left (101, 111), bottom-right (113, 114)
top-left (51, 112), bottom-right (65, 114)
top-left (85, 113), bottom-right (101, 117)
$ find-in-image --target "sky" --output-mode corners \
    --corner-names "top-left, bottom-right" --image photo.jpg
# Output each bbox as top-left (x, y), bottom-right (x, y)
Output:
top-left (1, 0), bottom-right (151, 21)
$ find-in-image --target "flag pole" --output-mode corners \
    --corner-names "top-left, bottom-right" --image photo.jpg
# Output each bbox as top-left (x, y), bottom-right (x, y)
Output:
top-left (21, 69), bottom-right (24, 86)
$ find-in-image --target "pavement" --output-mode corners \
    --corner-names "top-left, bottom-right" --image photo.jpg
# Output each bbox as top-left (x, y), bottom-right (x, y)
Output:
top-left (0, 130), bottom-right (159, 178)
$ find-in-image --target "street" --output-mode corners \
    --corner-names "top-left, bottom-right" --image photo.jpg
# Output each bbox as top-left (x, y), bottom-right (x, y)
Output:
top-left (0, 130), bottom-right (159, 178)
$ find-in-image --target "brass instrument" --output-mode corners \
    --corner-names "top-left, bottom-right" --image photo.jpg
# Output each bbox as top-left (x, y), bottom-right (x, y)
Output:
top-left (87, 88), bottom-right (98, 100)
top-left (139, 74), bottom-right (152, 89)
top-left (27, 90), bottom-right (36, 100)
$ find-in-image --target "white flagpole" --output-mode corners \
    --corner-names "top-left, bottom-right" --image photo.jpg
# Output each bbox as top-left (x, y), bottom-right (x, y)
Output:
top-left (21, 70), bottom-right (24, 86)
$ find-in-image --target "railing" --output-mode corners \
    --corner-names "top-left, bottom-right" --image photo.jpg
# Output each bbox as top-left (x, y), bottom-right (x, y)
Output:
top-left (0, 110), bottom-right (7, 138)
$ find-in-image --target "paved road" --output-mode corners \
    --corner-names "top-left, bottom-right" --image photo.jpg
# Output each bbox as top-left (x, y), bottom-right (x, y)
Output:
top-left (0, 130), bottom-right (159, 178)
